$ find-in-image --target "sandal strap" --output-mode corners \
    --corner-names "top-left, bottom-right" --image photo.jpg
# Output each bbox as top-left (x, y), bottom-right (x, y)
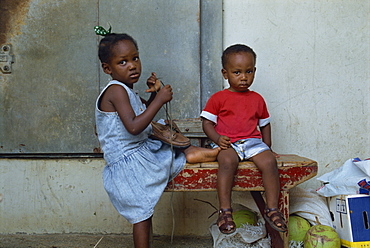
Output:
top-left (265, 208), bottom-right (285, 220)
top-left (265, 207), bottom-right (279, 214)
top-left (219, 208), bottom-right (233, 214)
top-left (268, 211), bottom-right (285, 221)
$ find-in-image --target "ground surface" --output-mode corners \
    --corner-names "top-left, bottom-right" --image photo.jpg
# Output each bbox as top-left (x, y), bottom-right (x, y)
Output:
top-left (0, 234), bottom-right (213, 248)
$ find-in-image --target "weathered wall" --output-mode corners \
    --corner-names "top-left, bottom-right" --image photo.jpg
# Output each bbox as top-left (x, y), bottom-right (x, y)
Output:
top-left (1, 158), bottom-right (250, 235)
top-left (223, 0), bottom-right (369, 189)
top-left (0, 0), bottom-right (369, 236)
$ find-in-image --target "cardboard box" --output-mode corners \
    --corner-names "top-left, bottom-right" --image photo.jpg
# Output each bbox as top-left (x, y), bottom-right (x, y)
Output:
top-left (328, 194), bottom-right (370, 248)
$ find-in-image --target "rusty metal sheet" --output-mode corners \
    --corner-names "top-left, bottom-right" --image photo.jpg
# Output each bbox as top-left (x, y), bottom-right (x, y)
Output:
top-left (0, 0), bottom-right (99, 153)
top-left (0, 0), bottom-right (222, 154)
top-left (99, 0), bottom-right (201, 120)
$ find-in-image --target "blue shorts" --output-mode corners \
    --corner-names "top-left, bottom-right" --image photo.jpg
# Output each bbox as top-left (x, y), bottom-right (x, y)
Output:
top-left (211, 138), bottom-right (270, 161)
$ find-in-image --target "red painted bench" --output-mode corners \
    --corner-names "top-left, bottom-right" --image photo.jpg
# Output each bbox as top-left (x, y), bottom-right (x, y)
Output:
top-left (165, 119), bottom-right (318, 247)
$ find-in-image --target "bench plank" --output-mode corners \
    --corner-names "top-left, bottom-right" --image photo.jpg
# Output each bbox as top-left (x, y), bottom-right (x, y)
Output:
top-left (166, 154), bottom-right (317, 191)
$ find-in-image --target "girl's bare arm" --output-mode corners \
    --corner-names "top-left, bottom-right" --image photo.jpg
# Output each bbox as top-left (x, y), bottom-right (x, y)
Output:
top-left (107, 84), bottom-right (172, 135)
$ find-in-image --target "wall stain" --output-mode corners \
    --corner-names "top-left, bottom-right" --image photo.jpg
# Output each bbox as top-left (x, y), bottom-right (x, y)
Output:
top-left (0, 0), bottom-right (31, 44)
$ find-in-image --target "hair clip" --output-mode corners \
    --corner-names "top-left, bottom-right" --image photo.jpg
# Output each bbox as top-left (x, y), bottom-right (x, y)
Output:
top-left (94, 24), bottom-right (112, 36)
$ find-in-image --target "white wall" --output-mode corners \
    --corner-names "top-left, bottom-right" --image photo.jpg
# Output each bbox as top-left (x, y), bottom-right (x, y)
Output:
top-left (223, 0), bottom-right (369, 189)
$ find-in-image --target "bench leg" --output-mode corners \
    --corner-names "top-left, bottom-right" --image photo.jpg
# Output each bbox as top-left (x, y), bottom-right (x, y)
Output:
top-left (280, 190), bottom-right (289, 248)
top-left (250, 191), bottom-right (285, 248)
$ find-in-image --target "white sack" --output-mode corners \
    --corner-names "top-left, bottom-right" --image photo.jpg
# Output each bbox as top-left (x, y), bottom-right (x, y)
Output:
top-left (289, 187), bottom-right (333, 227)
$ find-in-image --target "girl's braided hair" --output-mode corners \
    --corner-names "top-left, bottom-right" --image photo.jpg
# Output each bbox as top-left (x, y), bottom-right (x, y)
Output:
top-left (98, 33), bottom-right (138, 63)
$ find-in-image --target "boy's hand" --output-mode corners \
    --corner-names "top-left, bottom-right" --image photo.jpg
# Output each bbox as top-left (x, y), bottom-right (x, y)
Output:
top-left (271, 150), bottom-right (280, 158)
top-left (217, 135), bottom-right (231, 150)
top-left (145, 72), bottom-right (162, 93)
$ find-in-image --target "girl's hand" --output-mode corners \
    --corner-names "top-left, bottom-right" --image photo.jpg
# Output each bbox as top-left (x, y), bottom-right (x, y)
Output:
top-left (217, 135), bottom-right (231, 150)
top-left (145, 72), bottom-right (161, 93)
top-left (156, 84), bottom-right (173, 104)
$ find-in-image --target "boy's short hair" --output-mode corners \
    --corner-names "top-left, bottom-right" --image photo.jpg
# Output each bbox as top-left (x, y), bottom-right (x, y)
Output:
top-left (98, 33), bottom-right (138, 63)
top-left (222, 44), bottom-right (257, 68)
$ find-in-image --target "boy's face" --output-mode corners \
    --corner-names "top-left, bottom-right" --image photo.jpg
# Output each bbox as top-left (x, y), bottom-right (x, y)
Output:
top-left (222, 52), bottom-right (256, 92)
top-left (102, 40), bottom-right (141, 87)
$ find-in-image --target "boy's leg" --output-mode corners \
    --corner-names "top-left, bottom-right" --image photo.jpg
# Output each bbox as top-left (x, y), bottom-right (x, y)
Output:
top-left (133, 217), bottom-right (152, 248)
top-left (216, 148), bottom-right (239, 234)
top-left (249, 150), bottom-right (279, 209)
top-left (217, 148), bottom-right (240, 209)
top-left (250, 150), bottom-right (287, 231)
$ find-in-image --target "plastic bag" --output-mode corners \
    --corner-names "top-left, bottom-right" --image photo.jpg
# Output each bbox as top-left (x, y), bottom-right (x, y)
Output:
top-left (209, 204), bottom-right (270, 248)
top-left (316, 158), bottom-right (370, 197)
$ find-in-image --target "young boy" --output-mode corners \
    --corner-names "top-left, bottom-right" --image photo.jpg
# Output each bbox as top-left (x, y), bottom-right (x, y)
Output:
top-left (200, 44), bottom-right (287, 234)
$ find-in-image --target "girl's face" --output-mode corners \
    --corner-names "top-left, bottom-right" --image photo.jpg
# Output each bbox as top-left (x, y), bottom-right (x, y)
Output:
top-left (102, 40), bottom-right (141, 88)
top-left (222, 52), bottom-right (256, 92)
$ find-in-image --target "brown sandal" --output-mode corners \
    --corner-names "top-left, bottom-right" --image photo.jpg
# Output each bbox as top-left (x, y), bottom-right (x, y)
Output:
top-left (217, 208), bottom-right (236, 234)
top-left (264, 208), bottom-right (287, 232)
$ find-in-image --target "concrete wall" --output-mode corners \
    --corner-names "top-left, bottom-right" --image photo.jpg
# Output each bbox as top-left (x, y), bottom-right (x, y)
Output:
top-left (222, 0), bottom-right (369, 189)
top-left (1, 0), bottom-right (369, 236)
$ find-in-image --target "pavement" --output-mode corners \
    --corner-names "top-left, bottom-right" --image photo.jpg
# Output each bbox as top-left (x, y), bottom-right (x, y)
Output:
top-left (0, 234), bottom-right (214, 248)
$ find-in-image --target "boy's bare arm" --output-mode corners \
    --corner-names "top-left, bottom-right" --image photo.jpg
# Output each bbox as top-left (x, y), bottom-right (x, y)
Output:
top-left (260, 123), bottom-right (272, 148)
top-left (202, 118), bottom-right (231, 149)
top-left (260, 123), bottom-right (279, 157)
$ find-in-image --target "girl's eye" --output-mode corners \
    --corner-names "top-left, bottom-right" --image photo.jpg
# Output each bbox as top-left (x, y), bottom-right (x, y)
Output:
top-left (234, 71), bottom-right (240, 75)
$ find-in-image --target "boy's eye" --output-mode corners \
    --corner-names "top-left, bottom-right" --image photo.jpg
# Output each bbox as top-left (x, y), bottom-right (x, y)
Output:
top-left (247, 70), bottom-right (253, 74)
top-left (119, 60), bottom-right (127, 65)
top-left (134, 56), bottom-right (140, 61)
top-left (234, 71), bottom-right (240, 75)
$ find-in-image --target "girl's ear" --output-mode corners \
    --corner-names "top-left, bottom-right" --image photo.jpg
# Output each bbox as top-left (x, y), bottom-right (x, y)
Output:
top-left (221, 68), bottom-right (228, 79)
top-left (102, 62), bottom-right (112, 75)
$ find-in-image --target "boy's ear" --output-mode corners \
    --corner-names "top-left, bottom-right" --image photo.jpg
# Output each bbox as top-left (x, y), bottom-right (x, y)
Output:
top-left (102, 62), bottom-right (112, 75)
top-left (221, 68), bottom-right (228, 79)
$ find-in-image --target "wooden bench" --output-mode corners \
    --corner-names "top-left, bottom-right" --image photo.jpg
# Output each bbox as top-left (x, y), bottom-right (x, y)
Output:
top-left (165, 118), bottom-right (318, 247)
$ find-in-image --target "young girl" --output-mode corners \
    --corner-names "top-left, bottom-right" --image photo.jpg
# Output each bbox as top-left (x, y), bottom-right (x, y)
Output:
top-left (95, 32), bottom-right (220, 248)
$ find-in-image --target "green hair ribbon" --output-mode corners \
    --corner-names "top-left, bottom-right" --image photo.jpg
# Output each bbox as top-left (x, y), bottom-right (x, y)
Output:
top-left (94, 25), bottom-right (112, 36)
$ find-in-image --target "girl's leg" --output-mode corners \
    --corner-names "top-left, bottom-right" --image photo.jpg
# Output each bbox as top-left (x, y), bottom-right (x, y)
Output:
top-left (216, 148), bottom-right (239, 234)
top-left (183, 145), bottom-right (220, 163)
top-left (133, 217), bottom-right (152, 248)
top-left (250, 150), bottom-right (286, 231)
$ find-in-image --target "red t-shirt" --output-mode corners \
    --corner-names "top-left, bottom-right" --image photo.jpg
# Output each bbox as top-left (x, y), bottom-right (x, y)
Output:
top-left (201, 89), bottom-right (270, 143)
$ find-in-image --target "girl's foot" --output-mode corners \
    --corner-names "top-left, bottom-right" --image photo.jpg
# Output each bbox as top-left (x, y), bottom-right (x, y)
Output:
top-left (184, 146), bottom-right (220, 163)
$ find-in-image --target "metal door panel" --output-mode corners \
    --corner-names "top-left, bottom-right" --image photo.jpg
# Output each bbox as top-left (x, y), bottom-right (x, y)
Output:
top-left (0, 0), bottom-right (222, 154)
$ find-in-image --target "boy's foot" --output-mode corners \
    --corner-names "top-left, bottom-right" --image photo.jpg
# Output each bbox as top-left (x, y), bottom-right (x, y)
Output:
top-left (217, 208), bottom-right (236, 234)
top-left (184, 146), bottom-right (220, 163)
top-left (264, 208), bottom-right (287, 232)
